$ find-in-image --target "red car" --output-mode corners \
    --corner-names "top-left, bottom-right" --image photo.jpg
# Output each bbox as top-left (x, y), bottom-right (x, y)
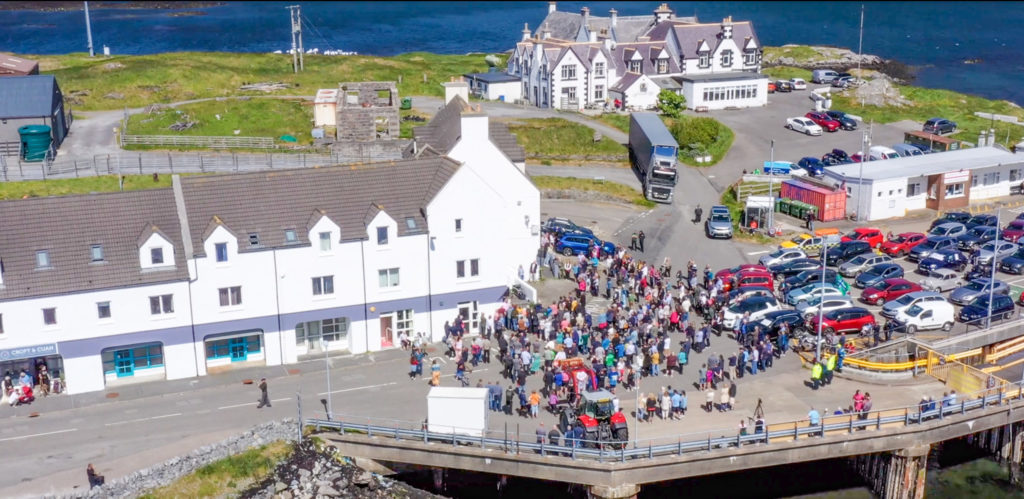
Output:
top-left (860, 278), bottom-right (922, 306)
top-left (880, 232), bottom-right (926, 257)
top-left (1004, 220), bottom-right (1024, 243)
top-left (842, 227), bottom-right (885, 248)
top-left (733, 270), bottom-right (775, 291)
top-left (808, 307), bottom-right (876, 335)
top-left (716, 264), bottom-right (767, 290)
top-left (805, 112), bottom-right (841, 132)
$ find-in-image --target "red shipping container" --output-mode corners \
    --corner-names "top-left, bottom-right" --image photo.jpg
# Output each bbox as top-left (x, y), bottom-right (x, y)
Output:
top-left (781, 179), bottom-right (847, 222)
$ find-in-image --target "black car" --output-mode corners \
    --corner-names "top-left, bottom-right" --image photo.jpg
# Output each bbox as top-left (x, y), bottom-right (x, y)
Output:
top-left (757, 310), bottom-right (807, 339)
top-left (854, 262), bottom-right (904, 289)
top-left (965, 214), bottom-right (998, 230)
top-left (956, 225), bottom-right (997, 251)
top-left (782, 268), bottom-right (839, 295)
top-left (824, 241), bottom-right (872, 266)
top-left (929, 211), bottom-right (971, 230)
top-left (999, 248), bottom-right (1024, 274)
top-left (775, 80), bottom-right (793, 92)
top-left (769, 258), bottom-right (823, 279)
top-left (543, 217), bottom-right (593, 237)
top-left (959, 294), bottom-right (1015, 325)
top-left (825, 110), bottom-right (857, 131)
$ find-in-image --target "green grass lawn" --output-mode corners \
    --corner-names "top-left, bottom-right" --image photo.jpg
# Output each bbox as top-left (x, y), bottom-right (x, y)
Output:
top-left (25, 51), bottom-right (501, 111)
top-left (126, 98), bottom-right (313, 143)
top-left (762, 66), bottom-right (813, 81)
top-left (138, 441), bottom-right (291, 499)
top-left (0, 174), bottom-right (177, 200)
top-left (531, 175), bottom-right (655, 208)
top-left (596, 113), bottom-right (630, 133)
top-left (506, 118), bottom-right (627, 159)
top-left (763, 45), bottom-right (823, 63)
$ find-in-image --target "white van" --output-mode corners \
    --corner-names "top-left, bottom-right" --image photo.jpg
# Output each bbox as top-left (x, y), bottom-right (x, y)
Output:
top-left (812, 70), bottom-right (839, 84)
top-left (869, 146), bottom-right (900, 161)
top-left (892, 300), bottom-right (955, 334)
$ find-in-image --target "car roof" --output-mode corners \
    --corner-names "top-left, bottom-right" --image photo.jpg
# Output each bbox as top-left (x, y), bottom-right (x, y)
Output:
top-left (882, 278), bottom-right (913, 286)
top-left (925, 236), bottom-right (954, 243)
top-left (711, 205), bottom-right (728, 212)
top-left (906, 290), bottom-right (942, 299)
top-left (897, 232), bottom-right (924, 237)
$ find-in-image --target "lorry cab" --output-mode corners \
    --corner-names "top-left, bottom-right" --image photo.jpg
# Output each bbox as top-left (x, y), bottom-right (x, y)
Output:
top-left (630, 113), bottom-right (679, 204)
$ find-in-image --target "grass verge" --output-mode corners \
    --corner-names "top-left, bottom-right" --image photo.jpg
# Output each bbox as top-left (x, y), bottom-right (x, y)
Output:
top-left (126, 98), bottom-right (313, 145)
top-left (25, 51), bottom-right (501, 111)
top-left (762, 66), bottom-right (813, 81)
top-left (138, 441), bottom-right (291, 499)
top-left (0, 174), bottom-right (179, 200)
top-left (532, 175), bottom-right (656, 208)
top-left (762, 45), bottom-right (823, 63)
top-left (507, 118), bottom-right (627, 159)
top-left (594, 113), bottom-right (735, 167)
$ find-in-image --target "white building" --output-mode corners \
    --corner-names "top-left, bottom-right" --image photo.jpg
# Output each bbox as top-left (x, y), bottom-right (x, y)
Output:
top-left (506, 2), bottom-right (767, 111)
top-left (313, 88), bottom-right (339, 127)
top-left (821, 147), bottom-right (1024, 221)
top-left (0, 104), bottom-right (538, 395)
top-left (463, 71), bottom-right (523, 102)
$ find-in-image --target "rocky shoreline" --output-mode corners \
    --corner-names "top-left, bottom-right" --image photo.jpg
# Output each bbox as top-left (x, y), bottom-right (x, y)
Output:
top-left (0, 1), bottom-right (224, 11)
top-left (764, 44), bottom-right (915, 83)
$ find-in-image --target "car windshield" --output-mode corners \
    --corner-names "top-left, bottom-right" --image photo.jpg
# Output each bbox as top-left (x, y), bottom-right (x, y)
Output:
top-left (889, 235), bottom-right (907, 243)
top-left (848, 256), bottom-right (867, 265)
top-left (965, 281), bottom-right (987, 291)
top-left (769, 249), bottom-right (786, 258)
top-left (592, 400), bottom-right (614, 419)
top-left (798, 283), bottom-right (823, 293)
top-left (894, 294), bottom-right (918, 306)
top-left (920, 240), bottom-right (939, 250)
top-left (929, 227), bottom-right (947, 235)
top-left (905, 304), bottom-right (924, 317)
top-left (844, 231), bottom-right (861, 239)
top-left (970, 296), bottom-right (992, 308)
top-left (970, 227), bottom-right (989, 236)
top-left (927, 269), bottom-right (948, 279)
top-left (981, 242), bottom-right (997, 252)
top-left (711, 213), bottom-right (730, 222)
top-left (790, 236), bottom-right (807, 244)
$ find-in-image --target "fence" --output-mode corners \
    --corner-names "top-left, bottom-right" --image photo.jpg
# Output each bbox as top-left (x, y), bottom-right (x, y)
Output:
top-left (120, 134), bottom-right (276, 149)
top-left (307, 381), bottom-right (1024, 463)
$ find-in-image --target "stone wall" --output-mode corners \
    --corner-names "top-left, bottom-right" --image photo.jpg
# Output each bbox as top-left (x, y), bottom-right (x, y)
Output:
top-left (331, 139), bottom-right (411, 163)
top-left (336, 82), bottom-right (400, 142)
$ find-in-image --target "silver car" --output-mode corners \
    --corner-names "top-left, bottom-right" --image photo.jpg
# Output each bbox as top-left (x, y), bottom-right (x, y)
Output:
top-left (929, 222), bottom-right (967, 239)
top-left (759, 248), bottom-right (807, 267)
top-left (796, 295), bottom-right (854, 319)
top-left (838, 253), bottom-right (892, 277)
top-left (974, 240), bottom-right (1019, 266)
top-left (919, 268), bottom-right (965, 293)
top-left (880, 291), bottom-right (945, 318)
top-left (949, 278), bottom-right (1010, 305)
top-left (705, 206), bottom-right (733, 239)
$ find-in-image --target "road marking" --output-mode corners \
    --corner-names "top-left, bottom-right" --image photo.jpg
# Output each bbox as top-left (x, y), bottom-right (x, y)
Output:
top-left (747, 250), bottom-right (770, 256)
top-left (216, 397), bottom-right (292, 410)
top-left (317, 382), bottom-right (397, 396)
top-left (443, 368), bottom-right (490, 379)
top-left (0, 428), bottom-right (77, 442)
top-left (105, 413), bottom-right (181, 427)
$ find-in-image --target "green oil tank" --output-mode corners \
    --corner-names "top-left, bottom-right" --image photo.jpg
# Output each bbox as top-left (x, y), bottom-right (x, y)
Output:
top-left (19, 125), bottom-right (52, 162)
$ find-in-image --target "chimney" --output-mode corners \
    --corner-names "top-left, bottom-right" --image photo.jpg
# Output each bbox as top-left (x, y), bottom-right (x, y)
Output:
top-left (581, 6), bottom-right (590, 25)
top-left (589, 30), bottom-right (598, 43)
top-left (721, 16), bottom-right (734, 39)
top-left (979, 130), bottom-right (988, 147)
top-left (548, 1), bottom-right (556, 14)
top-left (542, 25), bottom-right (551, 40)
top-left (521, 23), bottom-right (531, 41)
top-left (610, 9), bottom-right (617, 27)
top-left (654, 3), bottom-right (673, 22)
top-left (442, 79), bottom-right (469, 105)
top-left (460, 104), bottom-right (489, 144)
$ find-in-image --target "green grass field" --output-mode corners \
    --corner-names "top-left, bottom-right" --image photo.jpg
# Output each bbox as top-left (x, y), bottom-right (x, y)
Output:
top-left (126, 98), bottom-right (313, 143)
top-left (762, 66), bottom-right (813, 81)
top-left (506, 118), bottom-right (627, 159)
top-left (0, 174), bottom-right (177, 200)
top-left (531, 175), bottom-right (655, 208)
top-left (24, 51), bottom-right (500, 111)
top-left (763, 45), bottom-right (823, 63)
top-left (138, 441), bottom-right (291, 499)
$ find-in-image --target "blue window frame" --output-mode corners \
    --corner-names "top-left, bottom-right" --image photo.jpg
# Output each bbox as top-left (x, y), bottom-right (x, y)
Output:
top-left (206, 335), bottom-right (261, 362)
top-left (215, 242), bottom-right (228, 262)
top-left (102, 343), bottom-right (164, 378)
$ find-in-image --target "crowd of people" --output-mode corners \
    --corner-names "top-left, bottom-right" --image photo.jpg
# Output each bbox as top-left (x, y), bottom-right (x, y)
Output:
top-left (1, 365), bottom-right (59, 407)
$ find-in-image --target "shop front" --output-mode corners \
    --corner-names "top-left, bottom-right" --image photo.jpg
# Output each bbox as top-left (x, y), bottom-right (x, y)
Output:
top-left (101, 342), bottom-right (166, 385)
top-left (295, 317), bottom-right (350, 357)
top-left (204, 329), bottom-right (265, 373)
top-left (0, 343), bottom-right (64, 392)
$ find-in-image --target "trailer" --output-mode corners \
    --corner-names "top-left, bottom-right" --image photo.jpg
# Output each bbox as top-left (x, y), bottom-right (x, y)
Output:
top-left (629, 113), bottom-right (679, 203)
top-left (426, 386), bottom-right (488, 437)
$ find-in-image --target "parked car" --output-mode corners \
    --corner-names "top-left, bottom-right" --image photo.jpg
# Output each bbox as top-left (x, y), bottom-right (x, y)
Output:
top-left (805, 112), bottom-right (841, 132)
top-left (999, 248), bottom-right (1024, 274)
top-left (892, 300), bottom-right (955, 334)
top-left (556, 233), bottom-right (615, 257)
top-left (821, 153), bottom-right (851, 166)
top-left (1001, 220), bottom-right (1024, 243)
top-left (929, 222), bottom-right (967, 239)
top-left (908, 236), bottom-right (957, 262)
top-left (705, 205), bottom-right (733, 239)
top-left (775, 80), bottom-right (794, 92)
top-left (965, 214), bottom-right (999, 230)
top-left (779, 233), bottom-right (841, 257)
top-left (797, 157), bottom-right (825, 176)
top-left (869, 146), bottom-right (901, 161)
top-left (850, 151), bottom-right (866, 163)
top-left (880, 291), bottom-right (946, 319)
top-left (789, 77), bottom-right (808, 90)
top-left (974, 240), bottom-right (1019, 267)
top-left (811, 69), bottom-right (839, 84)
top-left (727, 286), bottom-right (776, 305)
top-left (923, 117), bottom-right (957, 135)
top-left (828, 149), bottom-right (851, 163)
top-left (919, 268), bottom-right (966, 293)
top-left (543, 217), bottom-right (593, 236)
top-left (892, 143), bottom-right (923, 157)
top-left (767, 81), bottom-right (777, 93)
top-left (831, 75), bottom-right (857, 88)
top-left (808, 307), bottom-right (876, 335)
top-left (733, 270), bottom-right (775, 291)
top-left (762, 160), bottom-right (805, 176)
top-left (781, 268), bottom-right (838, 295)
top-left (880, 232), bottom-right (927, 257)
top-left (797, 295), bottom-right (855, 319)
top-left (949, 278), bottom-right (1010, 306)
top-left (716, 264), bottom-right (768, 284)
top-left (839, 253), bottom-right (893, 277)
top-left (854, 262), bottom-right (905, 289)
top-left (956, 225), bottom-right (997, 251)
top-left (958, 294), bottom-right (1015, 325)
top-left (758, 310), bottom-right (807, 338)
top-left (786, 117), bottom-right (823, 136)
top-left (787, 282), bottom-right (845, 306)
top-left (721, 295), bottom-right (781, 329)
top-left (916, 249), bottom-right (969, 274)
top-left (823, 240), bottom-right (872, 266)
top-left (769, 258), bottom-right (823, 279)
top-left (929, 212), bottom-right (971, 230)
top-left (759, 247), bottom-right (808, 267)
top-left (825, 110), bottom-right (857, 130)
top-left (842, 227), bottom-right (885, 248)
top-left (860, 278), bottom-right (922, 306)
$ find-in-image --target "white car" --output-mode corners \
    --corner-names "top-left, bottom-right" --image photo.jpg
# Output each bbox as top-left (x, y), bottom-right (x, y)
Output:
top-left (786, 117), bottom-right (823, 136)
top-left (721, 296), bottom-right (781, 329)
top-left (759, 247), bottom-right (807, 267)
top-left (796, 295), bottom-right (854, 320)
top-left (789, 77), bottom-right (807, 90)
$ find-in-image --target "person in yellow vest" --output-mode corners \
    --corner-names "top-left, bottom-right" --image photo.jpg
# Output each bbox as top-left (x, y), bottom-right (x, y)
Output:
top-left (810, 358), bottom-right (823, 390)
top-left (825, 351), bottom-right (838, 385)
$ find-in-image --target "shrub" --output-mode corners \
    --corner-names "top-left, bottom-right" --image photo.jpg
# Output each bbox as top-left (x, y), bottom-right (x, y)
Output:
top-left (657, 90), bottom-right (686, 119)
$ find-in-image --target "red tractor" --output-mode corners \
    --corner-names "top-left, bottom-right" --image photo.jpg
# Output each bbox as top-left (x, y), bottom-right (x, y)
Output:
top-left (558, 389), bottom-right (628, 449)
top-left (554, 357), bottom-right (598, 396)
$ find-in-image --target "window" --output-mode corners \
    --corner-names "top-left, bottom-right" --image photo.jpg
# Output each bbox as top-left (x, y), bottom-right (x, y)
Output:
top-left (376, 226), bottom-right (388, 245)
top-left (561, 64), bottom-right (577, 80)
top-left (594, 84), bottom-right (604, 100)
top-left (312, 275), bottom-right (335, 295)
top-left (215, 242), bottom-right (228, 262)
top-left (405, 217), bottom-right (417, 230)
top-left (1012, 169), bottom-right (1023, 183)
top-left (149, 294), bottom-right (174, 315)
top-left (455, 219), bottom-right (463, 232)
top-left (97, 301), bottom-right (111, 319)
top-left (150, 247), bottom-right (164, 265)
top-left (43, 307), bottom-right (56, 325)
top-left (972, 175), bottom-right (978, 188)
top-left (698, 52), bottom-right (711, 68)
top-left (594, 62), bottom-right (605, 77)
top-left (396, 309), bottom-right (414, 336)
top-left (456, 259), bottom-right (480, 278)
top-left (657, 59), bottom-right (667, 74)
top-left (639, 83), bottom-right (647, 92)
top-left (946, 183), bottom-right (965, 198)
top-left (91, 245), bottom-right (104, 262)
top-left (984, 172), bottom-right (1001, 186)
top-left (319, 231), bottom-right (332, 251)
top-left (284, 229), bottom-right (298, 244)
top-left (721, 50), bottom-right (733, 67)
top-left (102, 344), bottom-right (163, 376)
top-left (471, 258), bottom-right (480, 276)
top-left (744, 50), bottom-right (757, 65)
top-left (378, 268), bottom-right (400, 288)
top-left (562, 87), bottom-right (576, 101)
top-left (629, 60), bottom-right (641, 73)
top-left (456, 260), bottom-right (465, 278)
top-left (218, 286), bottom-right (242, 307)
top-left (321, 317), bottom-right (348, 342)
top-left (36, 250), bottom-right (50, 269)
top-left (248, 233), bottom-right (260, 247)
top-left (907, 183), bottom-right (921, 197)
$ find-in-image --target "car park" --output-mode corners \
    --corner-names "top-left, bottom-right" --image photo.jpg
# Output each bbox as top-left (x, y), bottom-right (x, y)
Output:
top-left (797, 295), bottom-right (854, 319)
top-left (808, 307), bottom-right (876, 335)
top-left (797, 157), bottom-right (825, 176)
top-left (805, 112), bottom-right (841, 132)
top-left (782, 268), bottom-right (839, 295)
top-left (1002, 220), bottom-right (1024, 243)
top-left (823, 240), bottom-right (872, 266)
top-left (721, 295), bottom-right (781, 329)
top-left (923, 118), bottom-right (957, 135)
top-left (812, 69), bottom-right (839, 84)
top-left (949, 278), bottom-right (1010, 306)
top-left (860, 278), bottom-right (922, 306)
top-left (999, 248), bottom-right (1024, 274)
top-left (759, 247), bottom-right (807, 267)
top-left (956, 225), bottom-right (997, 251)
top-left (705, 205), bottom-right (733, 239)
top-left (556, 233), bottom-right (615, 257)
top-left (842, 227), bottom-right (885, 248)
top-left (789, 77), bottom-right (807, 90)
top-left (958, 294), bottom-right (1015, 325)
top-left (892, 301), bottom-right (955, 334)
top-left (881, 291), bottom-right (946, 319)
top-left (839, 253), bottom-right (893, 277)
top-left (929, 212), bottom-right (971, 230)
top-left (758, 310), bottom-right (807, 338)
top-left (916, 249), bottom-right (969, 274)
top-left (770, 258), bottom-right (823, 279)
top-left (892, 143), bottom-right (923, 157)
top-left (919, 268), bottom-right (966, 293)
top-left (965, 214), bottom-right (999, 230)
top-left (786, 117), bottom-right (823, 136)
top-left (880, 232), bottom-right (926, 257)
top-left (854, 262), bottom-right (904, 289)
top-left (908, 236), bottom-right (957, 262)
top-left (929, 222), bottom-right (967, 239)
top-left (787, 282), bottom-right (844, 306)
top-left (543, 217), bottom-right (593, 236)
top-left (825, 110), bottom-right (857, 130)
top-left (974, 240), bottom-right (1019, 266)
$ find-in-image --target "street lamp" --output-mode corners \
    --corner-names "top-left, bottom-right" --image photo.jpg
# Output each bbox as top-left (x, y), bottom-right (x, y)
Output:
top-left (816, 243), bottom-right (828, 361)
top-left (324, 340), bottom-right (333, 420)
top-left (767, 139), bottom-right (775, 233)
top-left (856, 129), bottom-right (870, 222)
top-left (986, 209), bottom-right (1001, 330)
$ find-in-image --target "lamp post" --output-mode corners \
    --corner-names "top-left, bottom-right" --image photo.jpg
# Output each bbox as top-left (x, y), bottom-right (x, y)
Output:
top-left (633, 378), bottom-right (639, 447)
top-left (768, 139), bottom-right (775, 233)
top-left (986, 209), bottom-right (1001, 330)
top-left (856, 127), bottom-right (871, 222)
top-left (816, 243), bottom-right (828, 361)
top-left (324, 340), bottom-right (333, 420)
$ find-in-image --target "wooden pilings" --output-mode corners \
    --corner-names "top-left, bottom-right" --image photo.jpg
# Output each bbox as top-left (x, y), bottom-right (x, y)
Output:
top-left (851, 445), bottom-right (929, 499)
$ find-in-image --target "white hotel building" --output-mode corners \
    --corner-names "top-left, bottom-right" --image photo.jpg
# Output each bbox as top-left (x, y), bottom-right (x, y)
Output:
top-left (0, 89), bottom-right (539, 394)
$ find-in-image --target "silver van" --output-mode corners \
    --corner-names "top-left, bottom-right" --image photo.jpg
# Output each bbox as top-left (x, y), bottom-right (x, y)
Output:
top-left (812, 70), bottom-right (839, 84)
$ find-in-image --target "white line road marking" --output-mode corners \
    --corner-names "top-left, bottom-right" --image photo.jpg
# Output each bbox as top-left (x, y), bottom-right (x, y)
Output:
top-left (443, 368), bottom-right (490, 379)
top-left (317, 382), bottom-right (397, 396)
top-left (105, 413), bottom-right (181, 427)
top-left (217, 398), bottom-right (292, 410)
top-left (1007, 277), bottom-right (1024, 285)
top-left (747, 250), bottom-right (770, 256)
top-left (0, 428), bottom-right (77, 442)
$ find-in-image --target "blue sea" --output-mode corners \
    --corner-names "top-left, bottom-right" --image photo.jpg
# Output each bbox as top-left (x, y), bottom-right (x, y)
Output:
top-left (1, 1), bottom-right (1022, 104)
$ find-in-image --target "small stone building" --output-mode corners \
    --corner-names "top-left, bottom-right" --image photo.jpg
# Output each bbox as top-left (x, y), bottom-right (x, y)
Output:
top-left (336, 81), bottom-right (399, 141)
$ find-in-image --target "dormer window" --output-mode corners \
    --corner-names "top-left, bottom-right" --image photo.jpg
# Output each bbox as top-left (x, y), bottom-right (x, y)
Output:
top-left (721, 50), bottom-right (733, 67)
top-left (376, 226), bottom-right (388, 245)
top-left (629, 60), bottom-right (641, 73)
top-left (657, 59), bottom-right (667, 74)
top-left (36, 250), bottom-right (51, 269)
top-left (150, 248), bottom-right (164, 265)
top-left (91, 245), bottom-right (104, 262)
top-left (744, 50), bottom-right (757, 65)
top-left (248, 233), bottom-right (260, 247)
top-left (319, 231), bottom-right (332, 251)
top-left (698, 52), bottom-right (711, 68)
top-left (215, 242), bottom-right (228, 262)
top-left (406, 217), bottom-right (417, 230)
top-left (284, 229), bottom-right (298, 244)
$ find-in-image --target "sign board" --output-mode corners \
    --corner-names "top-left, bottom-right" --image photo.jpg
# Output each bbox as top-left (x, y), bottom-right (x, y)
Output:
top-left (0, 343), bottom-right (58, 361)
top-left (943, 171), bottom-right (970, 184)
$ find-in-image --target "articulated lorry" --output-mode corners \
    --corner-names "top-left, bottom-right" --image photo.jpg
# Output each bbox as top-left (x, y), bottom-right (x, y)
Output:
top-left (629, 113), bottom-right (679, 203)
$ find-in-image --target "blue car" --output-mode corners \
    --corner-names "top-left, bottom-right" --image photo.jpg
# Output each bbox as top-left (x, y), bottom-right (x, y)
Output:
top-left (958, 294), bottom-right (1015, 325)
top-left (854, 262), bottom-right (904, 289)
top-left (797, 157), bottom-right (825, 176)
top-left (916, 248), bottom-right (968, 274)
top-left (556, 233), bottom-right (615, 257)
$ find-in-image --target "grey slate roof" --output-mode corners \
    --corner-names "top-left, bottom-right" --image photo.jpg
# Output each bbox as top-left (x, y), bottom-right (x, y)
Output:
top-left (0, 75), bottom-right (59, 119)
top-left (411, 96), bottom-right (526, 164)
top-left (464, 72), bottom-right (522, 84)
top-left (610, 16), bottom-right (658, 43)
top-left (536, 11), bottom-right (584, 41)
top-left (609, 43), bottom-right (680, 75)
top-left (670, 21), bottom-right (759, 59)
top-left (0, 189), bottom-right (189, 300)
top-left (179, 155), bottom-right (461, 256)
top-left (611, 72), bottom-right (642, 92)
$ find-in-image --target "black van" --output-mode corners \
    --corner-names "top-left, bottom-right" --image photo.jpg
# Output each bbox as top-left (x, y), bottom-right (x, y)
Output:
top-left (823, 241), bottom-right (872, 267)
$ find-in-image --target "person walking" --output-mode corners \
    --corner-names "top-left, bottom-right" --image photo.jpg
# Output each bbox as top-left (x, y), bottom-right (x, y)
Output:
top-left (256, 377), bottom-right (271, 408)
top-left (638, 231), bottom-right (646, 252)
top-left (86, 463), bottom-right (105, 489)
top-left (630, 232), bottom-right (638, 251)
top-left (806, 211), bottom-right (815, 231)
top-left (694, 204), bottom-right (703, 224)
top-left (810, 359), bottom-right (823, 390)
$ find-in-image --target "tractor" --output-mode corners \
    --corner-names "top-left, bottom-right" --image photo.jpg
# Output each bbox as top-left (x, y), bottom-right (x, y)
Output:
top-left (559, 388), bottom-right (628, 449)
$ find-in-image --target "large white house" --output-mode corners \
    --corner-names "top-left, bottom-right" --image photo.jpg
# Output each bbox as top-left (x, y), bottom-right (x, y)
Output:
top-left (0, 98), bottom-right (538, 395)
top-left (507, 2), bottom-right (768, 111)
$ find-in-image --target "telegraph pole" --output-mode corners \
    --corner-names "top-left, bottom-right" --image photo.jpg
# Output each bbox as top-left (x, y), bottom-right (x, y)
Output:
top-left (857, 4), bottom-right (865, 107)
top-left (286, 5), bottom-right (304, 73)
top-left (84, 1), bottom-right (95, 57)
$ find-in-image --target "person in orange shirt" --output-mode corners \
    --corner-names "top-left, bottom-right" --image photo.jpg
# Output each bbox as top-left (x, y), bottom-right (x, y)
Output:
top-left (529, 390), bottom-right (541, 418)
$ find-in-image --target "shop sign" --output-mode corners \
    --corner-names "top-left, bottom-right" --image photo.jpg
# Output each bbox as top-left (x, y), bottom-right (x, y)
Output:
top-left (0, 343), bottom-right (58, 361)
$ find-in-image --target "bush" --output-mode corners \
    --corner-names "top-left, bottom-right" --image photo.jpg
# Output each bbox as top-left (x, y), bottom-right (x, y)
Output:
top-left (668, 116), bottom-right (734, 167)
top-left (657, 90), bottom-right (686, 119)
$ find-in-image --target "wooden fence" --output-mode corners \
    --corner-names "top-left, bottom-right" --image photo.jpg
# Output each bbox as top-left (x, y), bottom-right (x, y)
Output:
top-left (120, 134), bottom-right (276, 149)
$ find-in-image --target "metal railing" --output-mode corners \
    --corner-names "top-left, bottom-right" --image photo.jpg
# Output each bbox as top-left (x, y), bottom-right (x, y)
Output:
top-left (308, 382), bottom-right (1024, 463)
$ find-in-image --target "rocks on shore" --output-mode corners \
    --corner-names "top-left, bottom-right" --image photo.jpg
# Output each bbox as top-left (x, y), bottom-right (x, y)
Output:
top-left (764, 44), bottom-right (884, 70)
